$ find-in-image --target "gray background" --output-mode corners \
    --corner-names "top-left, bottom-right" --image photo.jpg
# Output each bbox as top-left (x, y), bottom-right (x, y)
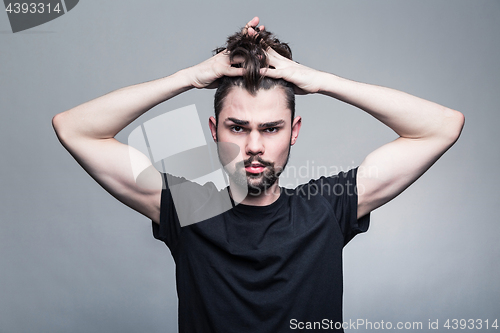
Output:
top-left (1, 0), bottom-right (499, 332)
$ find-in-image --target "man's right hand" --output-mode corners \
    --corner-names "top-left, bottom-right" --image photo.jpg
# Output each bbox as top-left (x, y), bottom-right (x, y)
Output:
top-left (185, 16), bottom-right (266, 89)
top-left (185, 51), bottom-right (245, 89)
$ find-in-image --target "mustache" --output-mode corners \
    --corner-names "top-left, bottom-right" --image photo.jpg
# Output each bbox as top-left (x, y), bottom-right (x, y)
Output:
top-left (235, 156), bottom-right (274, 168)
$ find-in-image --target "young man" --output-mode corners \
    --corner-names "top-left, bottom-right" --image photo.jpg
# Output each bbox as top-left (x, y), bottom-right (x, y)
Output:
top-left (52, 17), bottom-right (464, 332)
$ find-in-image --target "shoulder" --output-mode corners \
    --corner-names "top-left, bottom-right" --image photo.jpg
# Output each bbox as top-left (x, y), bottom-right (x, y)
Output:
top-left (289, 168), bottom-right (359, 200)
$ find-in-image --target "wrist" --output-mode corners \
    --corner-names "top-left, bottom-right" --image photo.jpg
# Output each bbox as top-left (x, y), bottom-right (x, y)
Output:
top-left (316, 72), bottom-right (348, 97)
top-left (172, 68), bottom-right (197, 90)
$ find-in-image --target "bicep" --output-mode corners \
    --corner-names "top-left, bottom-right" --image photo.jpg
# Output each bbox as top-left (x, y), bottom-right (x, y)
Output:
top-left (58, 135), bottom-right (163, 223)
top-left (357, 136), bottom-right (453, 218)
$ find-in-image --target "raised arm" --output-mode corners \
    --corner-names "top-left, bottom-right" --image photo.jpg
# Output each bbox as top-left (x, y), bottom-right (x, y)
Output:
top-left (261, 47), bottom-right (464, 218)
top-left (52, 52), bottom-right (244, 224)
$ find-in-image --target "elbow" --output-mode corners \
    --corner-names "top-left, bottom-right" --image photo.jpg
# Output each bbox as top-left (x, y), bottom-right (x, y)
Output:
top-left (52, 112), bottom-right (63, 136)
top-left (51, 113), bottom-right (61, 133)
top-left (451, 109), bottom-right (465, 141)
top-left (52, 111), bottom-right (70, 145)
top-left (442, 108), bottom-right (465, 145)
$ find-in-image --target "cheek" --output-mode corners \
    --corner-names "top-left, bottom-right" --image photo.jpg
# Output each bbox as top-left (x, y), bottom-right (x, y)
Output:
top-left (218, 133), bottom-right (245, 153)
top-left (266, 138), bottom-right (291, 163)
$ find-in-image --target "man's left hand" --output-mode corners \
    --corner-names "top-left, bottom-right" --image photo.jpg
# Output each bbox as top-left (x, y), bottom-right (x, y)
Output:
top-left (260, 47), bottom-right (324, 95)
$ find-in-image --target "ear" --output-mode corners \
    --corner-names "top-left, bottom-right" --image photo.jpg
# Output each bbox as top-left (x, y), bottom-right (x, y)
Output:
top-left (209, 116), bottom-right (218, 142)
top-left (290, 116), bottom-right (302, 146)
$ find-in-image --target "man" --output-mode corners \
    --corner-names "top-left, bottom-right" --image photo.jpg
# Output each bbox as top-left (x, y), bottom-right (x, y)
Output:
top-left (52, 17), bottom-right (464, 332)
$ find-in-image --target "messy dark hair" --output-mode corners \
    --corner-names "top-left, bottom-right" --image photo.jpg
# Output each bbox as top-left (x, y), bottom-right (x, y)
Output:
top-left (213, 27), bottom-right (295, 126)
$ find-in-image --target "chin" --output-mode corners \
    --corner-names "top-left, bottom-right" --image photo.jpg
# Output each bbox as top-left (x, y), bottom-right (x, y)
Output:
top-left (246, 176), bottom-right (278, 195)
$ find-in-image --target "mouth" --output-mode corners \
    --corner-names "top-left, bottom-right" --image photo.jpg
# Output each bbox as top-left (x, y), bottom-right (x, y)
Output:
top-left (245, 163), bottom-right (266, 174)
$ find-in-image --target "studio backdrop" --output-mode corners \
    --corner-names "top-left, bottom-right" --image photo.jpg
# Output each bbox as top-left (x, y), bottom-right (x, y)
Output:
top-left (1, 1), bottom-right (499, 332)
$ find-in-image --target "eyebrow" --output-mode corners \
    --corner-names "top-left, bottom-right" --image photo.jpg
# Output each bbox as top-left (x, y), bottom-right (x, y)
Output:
top-left (225, 117), bottom-right (285, 128)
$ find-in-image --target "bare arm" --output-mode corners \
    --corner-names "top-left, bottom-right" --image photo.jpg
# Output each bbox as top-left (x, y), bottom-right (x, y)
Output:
top-left (261, 47), bottom-right (465, 218)
top-left (52, 53), bottom-right (244, 224)
top-left (317, 75), bottom-right (464, 218)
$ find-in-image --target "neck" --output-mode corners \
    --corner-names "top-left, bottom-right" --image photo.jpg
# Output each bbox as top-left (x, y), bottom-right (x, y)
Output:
top-left (229, 180), bottom-right (281, 206)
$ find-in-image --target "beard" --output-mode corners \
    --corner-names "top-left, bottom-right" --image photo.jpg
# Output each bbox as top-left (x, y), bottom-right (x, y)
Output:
top-left (233, 156), bottom-right (279, 195)
top-left (220, 149), bottom-right (291, 196)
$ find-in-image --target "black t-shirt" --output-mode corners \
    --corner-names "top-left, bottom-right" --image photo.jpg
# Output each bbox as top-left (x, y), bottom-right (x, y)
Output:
top-left (152, 168), bottom-right (370, 332)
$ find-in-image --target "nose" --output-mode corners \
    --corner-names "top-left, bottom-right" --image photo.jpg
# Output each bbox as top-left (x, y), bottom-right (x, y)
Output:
top-left (245, 130), bottom-right (264, 156)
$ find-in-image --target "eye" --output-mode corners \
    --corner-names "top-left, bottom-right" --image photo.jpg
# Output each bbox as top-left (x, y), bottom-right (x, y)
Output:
top-left (231, 126), bottom-right (244, 133)
top-left (264, 127), bottom-right (279, 133)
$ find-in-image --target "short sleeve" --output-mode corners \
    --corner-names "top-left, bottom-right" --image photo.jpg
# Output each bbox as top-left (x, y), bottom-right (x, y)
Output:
top-left (152, 173), bottom-right (233, 251)
top-left (311, 167), bottom-right (370, 246)
top-left (151, 173), bottom-right (184, 251)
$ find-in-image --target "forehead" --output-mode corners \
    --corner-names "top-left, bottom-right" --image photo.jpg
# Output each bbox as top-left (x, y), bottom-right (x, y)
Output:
top-left (220, 86), bottom-right (291, 123)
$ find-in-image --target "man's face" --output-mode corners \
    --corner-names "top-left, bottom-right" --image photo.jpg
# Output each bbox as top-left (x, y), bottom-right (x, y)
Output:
top-left (209, 86), bottom-right (301, 195)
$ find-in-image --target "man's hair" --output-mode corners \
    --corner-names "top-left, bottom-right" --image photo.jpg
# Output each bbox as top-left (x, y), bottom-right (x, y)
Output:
top-left (213, 28), bottom-right (295, 125)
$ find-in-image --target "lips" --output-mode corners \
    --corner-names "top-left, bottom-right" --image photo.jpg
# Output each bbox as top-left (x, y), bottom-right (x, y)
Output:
top-left (245, 164), bottom-right (266, 174)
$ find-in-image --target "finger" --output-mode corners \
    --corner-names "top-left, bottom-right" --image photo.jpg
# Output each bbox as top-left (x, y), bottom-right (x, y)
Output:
top-left (263, 48), bottom-right (280, 67)
top-left (259, 67), bottom-right (281, 79)
top-left (246, 16), bottom-right (259, 28)
top-left (242, 17), bottom-right (259, 34)
top-left (265, 47), bottom-right (290, 69)
top-left (229, 55), bottom-right (246, 64)
top-left (258, 25), bottom-right (265, 31)
top-left (248, 27), bottom-right (260, 37)
top-left (224, 67), bottom-right (245, 77)
top-left (218, 51), bottom-right (244, 63)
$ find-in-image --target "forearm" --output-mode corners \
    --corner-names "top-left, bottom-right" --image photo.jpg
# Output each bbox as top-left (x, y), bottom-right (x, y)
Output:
top-left (53, 69), bottom-right (193, 141)
top-left (316, 72), bottom-right (464, 141)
